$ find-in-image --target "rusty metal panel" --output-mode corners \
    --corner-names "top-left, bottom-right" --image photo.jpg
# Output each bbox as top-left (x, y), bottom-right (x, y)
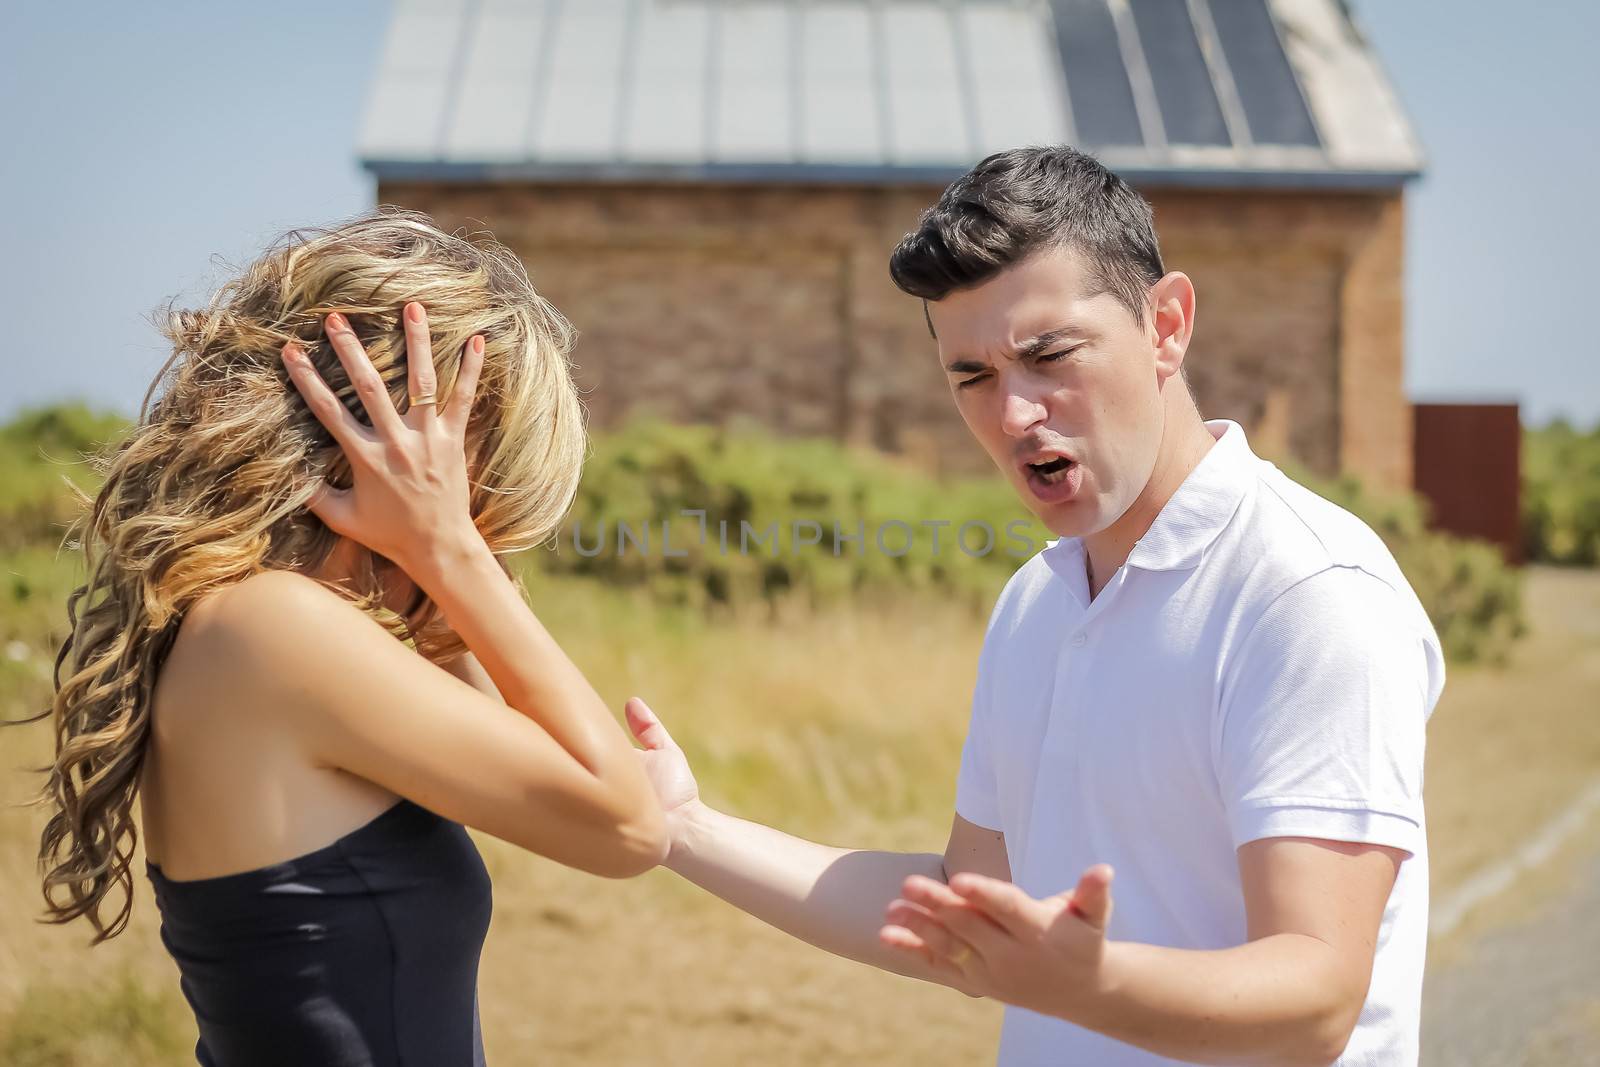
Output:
top-left (1412, 403), bottom-right (1522, 564)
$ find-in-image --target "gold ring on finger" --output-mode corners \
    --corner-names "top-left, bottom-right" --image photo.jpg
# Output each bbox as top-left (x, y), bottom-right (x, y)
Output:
top-left (950, 944), bottom-right (973, 967)
top-left (409, 393), bottom-right (438, 407)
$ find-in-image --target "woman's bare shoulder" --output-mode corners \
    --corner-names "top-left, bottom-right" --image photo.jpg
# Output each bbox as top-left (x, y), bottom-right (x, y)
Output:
top-left (162, 570), bottom-right (390, 713)
top-left (185, 570), bottom-right (369, 642)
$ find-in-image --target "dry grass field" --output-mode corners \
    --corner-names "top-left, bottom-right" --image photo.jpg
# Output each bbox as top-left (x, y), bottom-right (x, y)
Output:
top-left (2, 562), bottom-right (1596, 1066)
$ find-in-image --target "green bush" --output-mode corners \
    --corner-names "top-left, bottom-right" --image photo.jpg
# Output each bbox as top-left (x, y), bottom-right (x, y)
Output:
top-left (1523, 419), bottom-right (1600, 566)
top-left (0, 404), bottom-right (1526, 662)
top-left (0, 404), bottom-right (126, 551)
top-left (549, 418), bottom-right (1523, 661)
top-left (535, 419), bottom-right (1052, 614)
top-left (1292, 466), bottom-right (1525, 664)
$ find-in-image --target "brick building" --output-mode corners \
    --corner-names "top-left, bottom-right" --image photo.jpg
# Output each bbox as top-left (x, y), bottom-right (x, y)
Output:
top-left (359, 0), bottom-right (1422, 486)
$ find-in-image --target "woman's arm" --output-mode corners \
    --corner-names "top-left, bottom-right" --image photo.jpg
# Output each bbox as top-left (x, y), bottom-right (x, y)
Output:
top-left (201, 572), bottom-right (664, 878)
top-left (262, 303), bottom-right (664, 876)
top-left (436, 649), bottom-right (502, 700)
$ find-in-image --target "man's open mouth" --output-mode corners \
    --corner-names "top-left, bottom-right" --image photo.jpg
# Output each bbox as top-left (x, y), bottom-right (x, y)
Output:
top-left (1025, 456), bottom-right (1076, 485)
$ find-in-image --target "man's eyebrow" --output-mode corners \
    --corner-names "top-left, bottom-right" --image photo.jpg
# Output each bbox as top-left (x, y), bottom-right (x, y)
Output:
top-left (1014, 327), bottom-right (1082, 360)
top-left (942, 326), bottom-right (1085, 374)
top-left (944, 358), bottom-right (990, 374)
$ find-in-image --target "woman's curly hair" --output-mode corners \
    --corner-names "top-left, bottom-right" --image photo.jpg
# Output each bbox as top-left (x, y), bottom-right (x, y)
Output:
top-left (31, 209), bottom-right (585, 940)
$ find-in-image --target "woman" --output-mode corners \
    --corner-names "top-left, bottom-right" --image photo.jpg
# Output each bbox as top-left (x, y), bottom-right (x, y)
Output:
top-left (35, 212), bottom-right (667, 1065)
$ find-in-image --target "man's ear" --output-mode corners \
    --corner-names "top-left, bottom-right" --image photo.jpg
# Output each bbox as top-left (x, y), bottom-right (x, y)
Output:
top-left (1148, 272), bottom-right (1196, 383)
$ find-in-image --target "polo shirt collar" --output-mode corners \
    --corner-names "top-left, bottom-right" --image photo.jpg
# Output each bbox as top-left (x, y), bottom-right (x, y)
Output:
top-left (1042, 420), bottom-right (1259, 582)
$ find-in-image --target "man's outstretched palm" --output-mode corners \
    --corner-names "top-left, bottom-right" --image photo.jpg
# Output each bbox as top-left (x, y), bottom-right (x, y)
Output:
top-left (625, 698), bottom-right (701, 834)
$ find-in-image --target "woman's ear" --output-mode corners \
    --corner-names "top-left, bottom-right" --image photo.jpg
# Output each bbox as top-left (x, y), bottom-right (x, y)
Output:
top-left (1148, 272), bottom-right (1196, 382)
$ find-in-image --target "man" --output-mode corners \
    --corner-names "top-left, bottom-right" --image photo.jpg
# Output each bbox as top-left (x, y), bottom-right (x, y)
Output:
top-left (627, 146), bottom-right (1443, 1065)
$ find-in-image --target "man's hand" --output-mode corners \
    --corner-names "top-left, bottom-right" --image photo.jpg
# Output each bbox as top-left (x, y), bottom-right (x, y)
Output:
top-left (880, 865), bottom-right (1116, 1017)
top-left (625, 697), bottom-right (703, 860)
top-left (883, 840), bottom-right (1401, 1065)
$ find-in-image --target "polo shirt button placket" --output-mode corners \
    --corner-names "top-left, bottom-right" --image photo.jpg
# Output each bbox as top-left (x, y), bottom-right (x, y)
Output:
top-left (1070, 632), bottom-right (1088, 647)
top-left (1026, 617), bottom-right (1087, 895)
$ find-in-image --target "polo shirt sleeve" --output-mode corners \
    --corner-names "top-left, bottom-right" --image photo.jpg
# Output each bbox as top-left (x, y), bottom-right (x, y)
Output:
top-left (1216, 565), bottom-right (1434, 856)
top-left (955, 630), bottom-right (1004, 832)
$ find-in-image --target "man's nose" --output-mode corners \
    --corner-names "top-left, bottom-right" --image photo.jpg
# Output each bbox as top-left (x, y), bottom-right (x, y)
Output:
top-left (1000, 386), bottom-right (1048, 439)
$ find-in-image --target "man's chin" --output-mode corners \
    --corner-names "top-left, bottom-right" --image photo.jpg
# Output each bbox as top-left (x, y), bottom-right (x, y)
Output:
top-left (1021, 497), bottom-right (1099, 540)
top-left (1001, 466), bottom-right (1103, 538)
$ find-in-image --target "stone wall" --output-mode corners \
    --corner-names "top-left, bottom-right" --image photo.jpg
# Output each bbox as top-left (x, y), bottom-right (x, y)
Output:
top-left (380, 181), bottom-right (1409, 487)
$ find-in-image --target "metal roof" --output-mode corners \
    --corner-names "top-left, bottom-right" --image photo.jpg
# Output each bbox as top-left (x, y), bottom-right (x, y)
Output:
top-left (359, 0), bottom-right (1423, 188)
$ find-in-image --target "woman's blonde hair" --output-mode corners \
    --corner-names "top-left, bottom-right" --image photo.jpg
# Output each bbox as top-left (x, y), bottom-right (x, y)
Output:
top-left (37, 210), bottom-right (585, 941)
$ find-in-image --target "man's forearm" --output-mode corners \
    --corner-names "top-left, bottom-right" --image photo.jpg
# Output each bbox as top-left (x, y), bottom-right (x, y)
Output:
top-left (669, 802), bottom-right (949, 981)
top-left (1078, 936), bottom-right (1361, 1067)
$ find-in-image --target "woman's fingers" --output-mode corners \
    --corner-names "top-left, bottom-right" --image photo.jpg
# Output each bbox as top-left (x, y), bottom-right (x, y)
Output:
top-left (282, 343), bottom-right (374, 455)
top-left (283, 311), bottom-right (485, 561)
top-left (401, 302), bottom-right (438, 424)
top-left (323, 312), bottom-right (404, 436)
top-left (283, 342), bottom-right (366, 535)
top-left (443, 334), bottom-right (485, 439)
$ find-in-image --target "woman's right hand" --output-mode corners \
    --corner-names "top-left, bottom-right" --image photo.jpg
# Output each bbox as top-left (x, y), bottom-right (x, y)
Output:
top-left (281, 303), bottom-right (486, 583)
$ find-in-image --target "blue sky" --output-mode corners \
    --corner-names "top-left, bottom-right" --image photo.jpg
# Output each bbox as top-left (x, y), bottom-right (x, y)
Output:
top-left (2, 1), bottom-right (1596, 428)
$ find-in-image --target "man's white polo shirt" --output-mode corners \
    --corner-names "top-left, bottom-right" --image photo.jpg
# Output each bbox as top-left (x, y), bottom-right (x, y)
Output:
top-left (957, 420), bottom-right (1445, 1067)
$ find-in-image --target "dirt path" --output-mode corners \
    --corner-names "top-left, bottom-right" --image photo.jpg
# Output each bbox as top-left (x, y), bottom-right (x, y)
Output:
top-left (1422, 816), bottom-right (1600, 1066)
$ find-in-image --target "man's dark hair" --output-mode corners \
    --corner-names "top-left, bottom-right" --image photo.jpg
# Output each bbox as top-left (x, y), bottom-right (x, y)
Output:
top-left (888, 146), bottom-right (1165, 322)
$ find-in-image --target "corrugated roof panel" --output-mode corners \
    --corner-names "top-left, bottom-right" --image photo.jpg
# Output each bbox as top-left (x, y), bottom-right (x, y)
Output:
top-left (360, 0), bottom-right (470, 158)
top-left (880, 5), bottom-right (971, 164)
top-left (1128, 0), bottom-right (1230, 146)
top-left (359, 0), bottom-right (1420, 187)
top-left (961, 3), bottom-right (1073, 156)
top-left (1049, 0), bottom-right (1146, 148)
top-left (442, 0), bottom-right (551, 160)
top-left (621, 3), bottom-right (711, 162)
top-left (533, 0), bottom-right (632, 161)
top-left (1208, 0), bottom-right (1319, 146)
top-left (798, 3), bottom-right (883, 164)
top-left (713, 4), bottom-right (795, 162)
top-left (1272, 0), bottom-right (1422, 170)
